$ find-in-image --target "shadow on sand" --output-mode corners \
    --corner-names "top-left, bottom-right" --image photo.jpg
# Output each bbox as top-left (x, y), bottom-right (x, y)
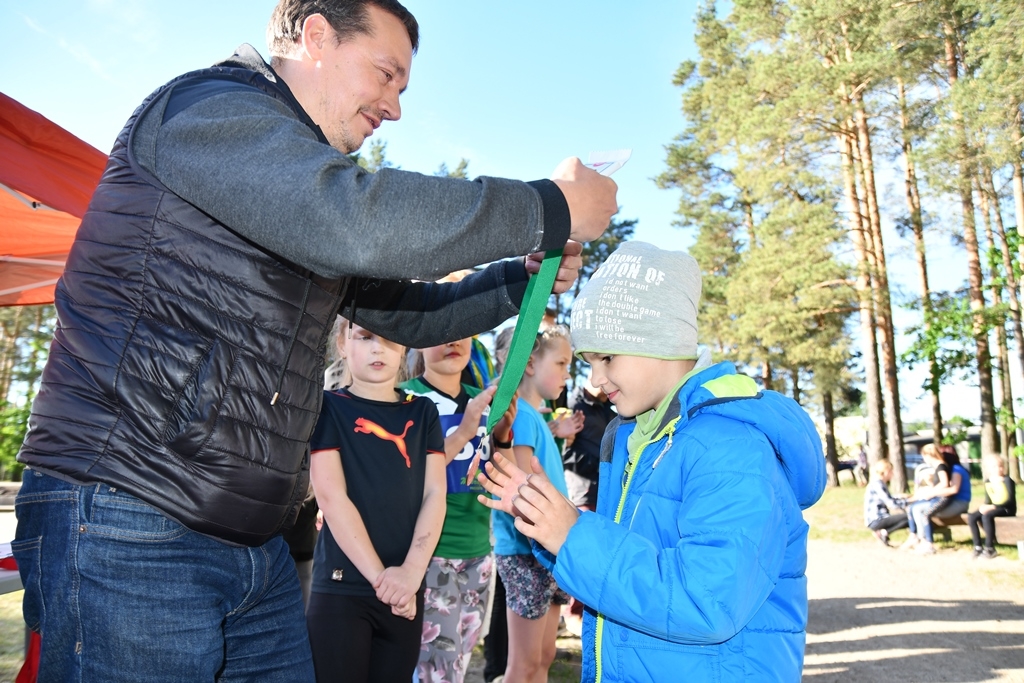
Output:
top-left (803, 596), bottom-right (1024, 682)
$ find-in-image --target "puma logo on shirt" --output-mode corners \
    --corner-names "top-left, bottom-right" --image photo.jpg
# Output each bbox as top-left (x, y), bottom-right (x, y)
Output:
top-left (354, 418), bottom-right (415, 468)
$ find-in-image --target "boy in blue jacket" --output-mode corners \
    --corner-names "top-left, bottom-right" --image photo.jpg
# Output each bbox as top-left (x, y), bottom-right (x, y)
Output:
top-left (479, 241), bottom-right (826, 682)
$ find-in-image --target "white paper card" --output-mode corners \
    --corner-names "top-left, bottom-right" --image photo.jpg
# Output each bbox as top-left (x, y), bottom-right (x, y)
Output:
top-left (586, 149), bottom-right (632, 176)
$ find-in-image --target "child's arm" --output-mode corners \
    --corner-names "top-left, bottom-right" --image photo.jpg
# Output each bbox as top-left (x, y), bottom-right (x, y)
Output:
top-left (310, 448), bottom-right (386, 585)
top-left (444, 386), bottom-right (497, 465)
top-left (374, 451), bottom-right (447, 613)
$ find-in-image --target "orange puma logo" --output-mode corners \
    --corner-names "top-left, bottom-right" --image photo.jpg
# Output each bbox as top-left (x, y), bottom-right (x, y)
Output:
top-left (353, 418), bottom-right (414, 468)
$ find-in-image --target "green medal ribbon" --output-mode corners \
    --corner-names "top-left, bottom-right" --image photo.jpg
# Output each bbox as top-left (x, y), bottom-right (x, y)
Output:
top-left (484, 149), bottom-right (630, 433)
top-left (486, 248), bottom-right (562, 433)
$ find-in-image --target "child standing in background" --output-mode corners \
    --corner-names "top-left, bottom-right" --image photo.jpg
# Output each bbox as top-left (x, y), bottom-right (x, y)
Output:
top-left (968, 454), bottom-right (1017, 558)
top-left (479, 241), bottom-right (826, 683)
top-left (492, 326), bottom-right (574, 683)
top-left (306, 319), bottom-right (446, 683)
top-left (402, 338), bottom-right (516, 683)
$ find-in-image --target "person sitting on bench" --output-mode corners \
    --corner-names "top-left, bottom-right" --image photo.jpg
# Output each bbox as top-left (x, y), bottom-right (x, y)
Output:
top-left (967, 454), bottom-right (1017, 559)
top-left (902, 444), bottom-right (971, 555)
top-left (864, 459), bottom-right (908, 546)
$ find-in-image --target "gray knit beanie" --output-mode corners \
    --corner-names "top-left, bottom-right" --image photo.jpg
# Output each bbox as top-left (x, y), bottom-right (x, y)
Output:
top-left (570, 241), bottom-right (701, 360)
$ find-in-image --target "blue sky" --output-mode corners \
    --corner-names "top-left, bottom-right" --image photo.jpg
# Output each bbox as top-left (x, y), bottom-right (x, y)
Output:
top-left (0, 1), bottom-right (983, 424)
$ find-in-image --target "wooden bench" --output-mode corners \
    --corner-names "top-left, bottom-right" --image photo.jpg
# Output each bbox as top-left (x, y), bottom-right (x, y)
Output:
top-left (931, 512), bottom-right (1024, 544)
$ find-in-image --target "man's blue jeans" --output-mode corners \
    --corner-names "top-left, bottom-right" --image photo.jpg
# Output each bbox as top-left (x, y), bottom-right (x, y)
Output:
top-left (12, 469), bottom-right (315, 682)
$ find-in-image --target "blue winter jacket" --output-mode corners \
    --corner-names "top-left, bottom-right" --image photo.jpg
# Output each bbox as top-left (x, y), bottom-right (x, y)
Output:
top-left (541, 362), bottom-right (825, 682)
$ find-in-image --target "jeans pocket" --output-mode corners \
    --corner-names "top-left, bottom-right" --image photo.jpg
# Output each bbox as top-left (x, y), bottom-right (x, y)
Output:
top-left (83, 487), bottom-right (190, 543)
top-left (11, 537), bottom-right (43, 631)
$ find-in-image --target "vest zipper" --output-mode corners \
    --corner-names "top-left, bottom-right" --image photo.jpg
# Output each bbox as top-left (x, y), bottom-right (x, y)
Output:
top-left (271, 279), bottom-right (312, 406)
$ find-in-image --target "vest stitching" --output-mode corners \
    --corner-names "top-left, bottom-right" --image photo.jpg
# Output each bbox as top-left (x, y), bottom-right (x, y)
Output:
top-left (192, 345), bottom-right (242, 458)
top-left (108, 189), bottom-right (164, 459)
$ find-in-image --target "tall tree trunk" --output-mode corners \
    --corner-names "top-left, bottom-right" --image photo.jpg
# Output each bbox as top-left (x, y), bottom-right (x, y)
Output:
top-left (1013, 159), bottom-right (1024, 273)
top-left (792, 367), bottom-right (801, 404)
top-left (945, 24), bottom-right (999, 457)
top-left (761, 358), bottom-right (774, 391)
top-left (982, 166), bottom-right (1024, 384)
top-left (0, 307), bottom-right (26, 404)
top-left (979, 183), bottom-right (1015, 460)
top-left (898, 79), bottom-right (943, 445)
top-left (852, 101), bottom-right (905, 486)
top-left (823, 389), bottom-right (840, 488)
top-left (837, 125), bottom-right (887, 470)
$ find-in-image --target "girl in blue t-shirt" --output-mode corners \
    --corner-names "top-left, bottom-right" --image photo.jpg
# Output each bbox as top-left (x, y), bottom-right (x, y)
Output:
top-left (904, 444), bottom-right (971, 555)
top-left (491, 325), bottom-right (573, 683)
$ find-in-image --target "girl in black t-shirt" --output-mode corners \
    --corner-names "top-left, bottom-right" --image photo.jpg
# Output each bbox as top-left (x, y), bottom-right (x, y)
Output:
top-left (306, 319), bottom-right (446, 683)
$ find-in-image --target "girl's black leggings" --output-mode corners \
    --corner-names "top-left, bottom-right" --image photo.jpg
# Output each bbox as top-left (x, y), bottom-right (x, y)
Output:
top-left (967, 508), bottom-right (1012, 549)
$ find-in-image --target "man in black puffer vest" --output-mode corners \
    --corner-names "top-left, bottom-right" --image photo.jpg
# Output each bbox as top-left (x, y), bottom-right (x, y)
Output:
top-left (12, 1), bottom-right (618, 680)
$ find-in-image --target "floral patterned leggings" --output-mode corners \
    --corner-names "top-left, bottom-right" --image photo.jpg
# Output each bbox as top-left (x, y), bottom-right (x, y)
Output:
top-left (418, 555), bottom-right (493, 683)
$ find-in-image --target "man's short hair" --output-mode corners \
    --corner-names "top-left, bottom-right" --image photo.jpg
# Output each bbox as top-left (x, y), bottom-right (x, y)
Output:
top-left (267, 0), bottom-right (419, 57)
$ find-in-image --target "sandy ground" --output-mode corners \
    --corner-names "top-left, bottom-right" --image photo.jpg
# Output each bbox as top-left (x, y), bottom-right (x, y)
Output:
top-left (804, 539), bottom-right (1024, 683)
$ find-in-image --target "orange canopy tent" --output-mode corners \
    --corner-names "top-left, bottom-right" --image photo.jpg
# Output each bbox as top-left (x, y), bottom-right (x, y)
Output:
top-left (0, 92), bottom-right (106, 306)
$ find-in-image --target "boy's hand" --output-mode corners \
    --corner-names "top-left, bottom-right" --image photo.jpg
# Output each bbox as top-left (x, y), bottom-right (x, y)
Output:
top-left (508, 470), bottom-right (581, 555)
top-left (476, 450), bottom-right (547, 523)
top-left (373, 564), bottom-right (421, 609)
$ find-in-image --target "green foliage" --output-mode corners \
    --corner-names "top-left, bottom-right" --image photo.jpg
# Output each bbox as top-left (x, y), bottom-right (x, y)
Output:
top-left (0, 305), bottom-right (55, 479)
top-left (435, 159), bottom-right (470, 179)
top-left (0, 402), bottom-right (29, 479)
top-left (942, 416), bottom-right (974, 446)
top-left (901, 289), bottom-right (1003, 390)
top-left (349, 139), bottom-right (394, 173)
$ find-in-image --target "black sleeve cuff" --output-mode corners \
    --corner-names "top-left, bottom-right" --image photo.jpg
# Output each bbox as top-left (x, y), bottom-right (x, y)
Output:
top-left (503, 259), bottom-right (530, 310)
top-left (527, 179), bottom-right (571, 252)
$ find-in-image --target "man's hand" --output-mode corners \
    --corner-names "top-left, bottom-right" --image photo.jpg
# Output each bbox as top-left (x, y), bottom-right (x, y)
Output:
top-left (373, 564), bottom-right (422, 610)
top-left (526, 240), bottom-right (584, 295)
top-left (550, 157), bottom-right (618, 243)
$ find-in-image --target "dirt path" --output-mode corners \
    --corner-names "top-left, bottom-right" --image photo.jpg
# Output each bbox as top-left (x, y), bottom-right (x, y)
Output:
top-left (804, 540), bottom-right (1024, 682)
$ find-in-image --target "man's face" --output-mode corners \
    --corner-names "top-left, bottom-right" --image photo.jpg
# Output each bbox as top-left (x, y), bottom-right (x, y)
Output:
top-left (313, 6), bottom-right (412, 153)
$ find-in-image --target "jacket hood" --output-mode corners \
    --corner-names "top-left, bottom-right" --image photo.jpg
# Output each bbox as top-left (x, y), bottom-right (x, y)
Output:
top-left (670, 362), bottom-right (826, 509)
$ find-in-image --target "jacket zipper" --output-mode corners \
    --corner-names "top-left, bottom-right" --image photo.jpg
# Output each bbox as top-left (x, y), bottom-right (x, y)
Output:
top-left (595, 418), bottom-right (679, 682)
top-left (595, 438), bottom-right (651, 683)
